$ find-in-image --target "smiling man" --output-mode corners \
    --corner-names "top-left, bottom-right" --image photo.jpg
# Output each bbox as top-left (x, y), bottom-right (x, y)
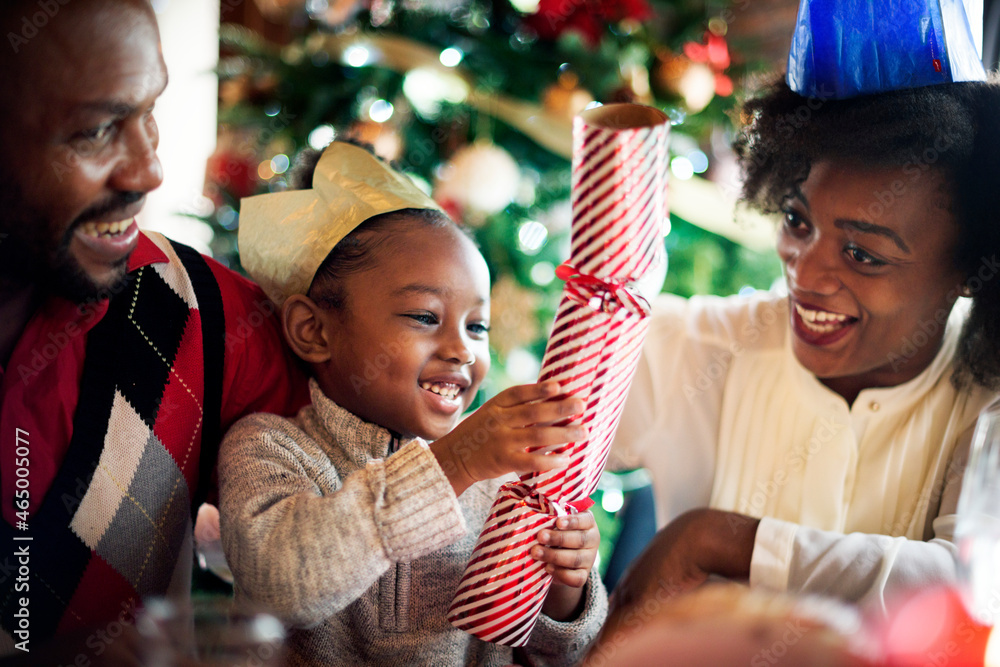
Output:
top-left (0, 0), bottom-right (307, 660)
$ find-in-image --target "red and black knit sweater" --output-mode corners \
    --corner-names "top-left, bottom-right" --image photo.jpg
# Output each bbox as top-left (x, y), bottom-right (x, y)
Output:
top-left (0, 232), bottom-right (308, 645)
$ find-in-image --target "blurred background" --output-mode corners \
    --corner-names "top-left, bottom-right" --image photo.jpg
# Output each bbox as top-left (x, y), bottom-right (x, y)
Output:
top-left (144, 0), bottom-right (1000, 586)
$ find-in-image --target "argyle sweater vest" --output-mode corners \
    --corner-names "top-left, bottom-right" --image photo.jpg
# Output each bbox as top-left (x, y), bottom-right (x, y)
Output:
top-left (0, 237), bottom-right (224, 642)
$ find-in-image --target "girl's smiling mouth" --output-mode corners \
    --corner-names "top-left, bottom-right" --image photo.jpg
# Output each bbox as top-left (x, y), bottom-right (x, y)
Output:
top-left (418, 374), bottom-right (471, 416)
top-left (420, 381), bottom-right (462, 400)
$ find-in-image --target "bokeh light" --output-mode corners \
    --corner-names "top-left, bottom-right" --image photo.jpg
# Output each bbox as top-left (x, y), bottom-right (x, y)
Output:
top-left (530, 261), bottom-right (556, 286)
top-left (688, 149), bottom-right (709, 174)
top-left (439, 47), bottom-right (463, 67)
top-left (368, 99), bottom-right (394, 123)
top-left (270, 154), bottom-right (290, 175)
top-left (517, 220), bottom-right (548, 254)
top-left (601, 489), bottom-right (625, 513)
top-left (670, 156), bottom-right (694, 180)
top-left (343, 44), bottom-right (371, 68)
top-left (307, 124), bottom-right (336, 150)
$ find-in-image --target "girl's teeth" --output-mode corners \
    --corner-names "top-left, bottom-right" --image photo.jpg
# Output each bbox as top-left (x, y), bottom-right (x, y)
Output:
top-left (420, 382), bottom-right (460, 399)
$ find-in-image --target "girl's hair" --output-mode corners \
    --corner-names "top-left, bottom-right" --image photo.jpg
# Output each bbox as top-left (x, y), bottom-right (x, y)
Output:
top-left (287, 144), bottom-right (452, 311)
top-left (733, 74), bottom-right (1000, 389)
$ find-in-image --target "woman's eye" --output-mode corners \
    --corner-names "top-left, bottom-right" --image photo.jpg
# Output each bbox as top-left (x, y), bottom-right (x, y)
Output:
top-left (845, 243), bottom-right (886, 267)
top-left (468, 322), bottom-right (490, 336)
top-left (782, 209), bottom-right (808, 232)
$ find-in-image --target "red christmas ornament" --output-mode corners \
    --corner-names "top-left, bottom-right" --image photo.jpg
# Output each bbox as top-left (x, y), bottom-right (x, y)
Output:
top-left (683, 30), bottom-right (734, 97)
top-left (435, 196), bottom-right (464, 226)
top-left (206, 149), bottom-right (259, 202)
top-left (524, 0), bottom-right (652, 47)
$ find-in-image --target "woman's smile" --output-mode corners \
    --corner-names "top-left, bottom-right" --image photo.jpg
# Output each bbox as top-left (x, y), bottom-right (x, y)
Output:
top-left (790, 299), bottom-right (858, 346)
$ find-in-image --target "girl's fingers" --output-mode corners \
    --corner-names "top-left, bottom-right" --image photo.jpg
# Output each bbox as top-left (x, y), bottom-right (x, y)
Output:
top-left (510, 397), bottom-right (586, 426)
top-left (531, 544), bottom-right (596, 571)
top-left (493, 381), bottom-right (563, 407)
top-left (552, 512), bottom-right (596, 532)
top-left (519, 425), bottom-right (587, 451)
top-left (516, 451), bottom-right (569, 472)
top-left (537, 528), bottom-right (597, 550)
top-left (550, 567), bottom-right (589, 588)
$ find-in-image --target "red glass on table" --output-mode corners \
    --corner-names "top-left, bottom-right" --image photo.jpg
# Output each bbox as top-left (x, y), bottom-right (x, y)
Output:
top-left (446, 103), bottom-right (669, 646)
top-left (879, 399), bottom-right (1000, 667)
top-left (877, 586), bottom-right (994, 667)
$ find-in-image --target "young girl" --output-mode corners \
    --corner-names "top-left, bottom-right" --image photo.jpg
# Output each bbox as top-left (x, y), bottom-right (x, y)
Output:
top-left (219, 142), bottom-right (607, 666)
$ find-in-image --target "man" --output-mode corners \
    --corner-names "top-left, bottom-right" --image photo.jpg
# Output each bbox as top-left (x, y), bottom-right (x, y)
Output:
top-left (0, 0), bottom-right (307, 661)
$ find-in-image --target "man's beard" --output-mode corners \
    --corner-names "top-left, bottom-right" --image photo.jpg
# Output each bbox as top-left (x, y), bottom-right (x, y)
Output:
top-left (0, 184), bottom-right (136, 305)
top-left (48, 240), bottom-right (131, 305)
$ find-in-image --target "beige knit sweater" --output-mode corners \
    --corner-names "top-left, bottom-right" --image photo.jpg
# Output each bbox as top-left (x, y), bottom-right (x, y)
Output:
top-left (219, 380), bottom-right (607, 666)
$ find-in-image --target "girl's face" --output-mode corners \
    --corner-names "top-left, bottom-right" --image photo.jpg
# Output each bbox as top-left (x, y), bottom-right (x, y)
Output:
top-left (314, 223), bottom-right (491, 441)
top-left (778, 160), bottom-right (966, 401)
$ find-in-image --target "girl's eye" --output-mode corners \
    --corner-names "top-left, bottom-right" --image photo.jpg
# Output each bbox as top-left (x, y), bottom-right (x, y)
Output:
top-left (844, 243), bottom-right (887, 267)
top-left (406, 312), bottom-right (439, 326)
top-left (468, 322), bottom-right (490, 336)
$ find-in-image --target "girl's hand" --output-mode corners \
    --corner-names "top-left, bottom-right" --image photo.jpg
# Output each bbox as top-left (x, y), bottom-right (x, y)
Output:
top-left (536, 511), bottom-right (600, 621)
top-left (430, 381), bottom-right (587, 496)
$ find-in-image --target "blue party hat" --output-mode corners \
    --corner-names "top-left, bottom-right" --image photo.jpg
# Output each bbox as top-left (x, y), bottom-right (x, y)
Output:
top-left (787, 0), bottom-right (987, 99)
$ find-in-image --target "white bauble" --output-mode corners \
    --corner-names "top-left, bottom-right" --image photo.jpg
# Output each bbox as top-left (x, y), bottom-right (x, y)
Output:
top-left (677, 62), bottom-right (717, 113)
top-left (435, 142), bottom-right (521, 216)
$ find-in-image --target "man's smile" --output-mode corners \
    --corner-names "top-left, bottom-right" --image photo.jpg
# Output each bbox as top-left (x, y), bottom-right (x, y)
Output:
top-left (71, 217), bottom-right (140, 266)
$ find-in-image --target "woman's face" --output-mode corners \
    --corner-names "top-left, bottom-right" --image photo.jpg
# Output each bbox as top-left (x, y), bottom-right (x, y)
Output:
top-left (777, 160), bottom-right (967, 400)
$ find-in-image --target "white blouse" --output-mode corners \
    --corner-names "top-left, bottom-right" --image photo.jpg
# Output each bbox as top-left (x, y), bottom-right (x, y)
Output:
top-left (609, 291), bottom-right (996, 609)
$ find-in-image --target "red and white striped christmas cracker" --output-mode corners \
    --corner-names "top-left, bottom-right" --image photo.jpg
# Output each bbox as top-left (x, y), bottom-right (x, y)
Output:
top-left (447, 104), bottom-right (669, 646)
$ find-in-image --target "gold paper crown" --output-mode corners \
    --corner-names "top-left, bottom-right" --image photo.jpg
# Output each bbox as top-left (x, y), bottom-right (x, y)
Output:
top-left (239, 141), bottom-right (444, 305)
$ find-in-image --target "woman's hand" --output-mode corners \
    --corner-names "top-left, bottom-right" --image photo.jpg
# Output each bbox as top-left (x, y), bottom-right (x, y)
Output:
top-left (536, 511), bottom-right (600, 621)
top-left (609, 508), bottom-right (760, 614)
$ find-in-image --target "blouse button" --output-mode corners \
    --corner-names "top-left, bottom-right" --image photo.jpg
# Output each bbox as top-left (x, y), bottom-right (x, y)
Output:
top-left (869, 401), bottom-right (880, 412)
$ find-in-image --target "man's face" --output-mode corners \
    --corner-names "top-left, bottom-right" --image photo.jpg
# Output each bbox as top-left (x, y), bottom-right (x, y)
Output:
top-left (0, 1), bottom-right (167, 303)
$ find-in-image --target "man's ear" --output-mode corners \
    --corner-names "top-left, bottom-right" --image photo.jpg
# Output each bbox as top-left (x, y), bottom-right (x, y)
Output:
top-left (282, 294), bottom-right (333, 363)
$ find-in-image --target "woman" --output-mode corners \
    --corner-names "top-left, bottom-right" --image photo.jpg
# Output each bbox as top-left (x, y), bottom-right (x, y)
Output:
top-left (608, 74), bottom-right (1000, 613)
